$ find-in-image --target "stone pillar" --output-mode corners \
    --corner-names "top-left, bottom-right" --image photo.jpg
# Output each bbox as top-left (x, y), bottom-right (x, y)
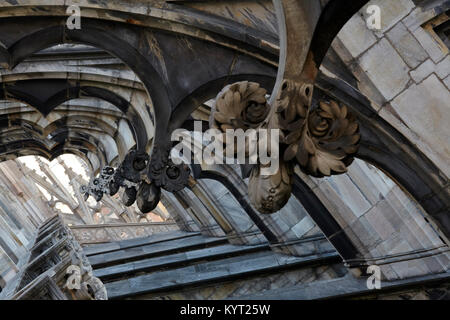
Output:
top-left (189, 179), bottom-right (235, 236)
top-left (160, 191), bottom-right (200, 232)
top-left (208, 165), bottom-right (332, 254)
top-left (195, 177), bottom-right (266, 245)
top-left (174, 189), bottom-right (223, 236)
top-left (154, 202), bottom-right (172, 221)
top-left (255, 194), bottom-right (333, 257)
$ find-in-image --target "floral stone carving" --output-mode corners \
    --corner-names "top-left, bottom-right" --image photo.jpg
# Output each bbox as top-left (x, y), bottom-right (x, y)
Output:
top-left (210, 80), bottom-right (360, 214)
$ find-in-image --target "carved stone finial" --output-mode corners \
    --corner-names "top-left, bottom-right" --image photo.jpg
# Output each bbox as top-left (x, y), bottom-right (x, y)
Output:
top-left (248, 161), bottom-right (293, 214)
top-left (136, 181), bottom-right (161, 213)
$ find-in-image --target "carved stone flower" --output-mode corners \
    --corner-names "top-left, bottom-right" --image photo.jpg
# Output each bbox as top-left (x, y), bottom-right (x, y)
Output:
top-left (282, 99), bottom-right (360, 177)
top-left (209, 81), bottom-right (271, 159)
top-left (210, 81), bottom-right (270, 132)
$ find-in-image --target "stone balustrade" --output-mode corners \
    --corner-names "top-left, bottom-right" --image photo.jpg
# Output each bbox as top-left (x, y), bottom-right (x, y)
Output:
top-left (70, 221), bottom-right (179, 245)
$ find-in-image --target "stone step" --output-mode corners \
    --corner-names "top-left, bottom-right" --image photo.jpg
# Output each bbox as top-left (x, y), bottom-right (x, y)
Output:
top-left (88, 234), bottom-right (228, 269)
top-left (83, 230), bottom-right (200, 256)
top-left (95, 243), bottom-right (269, 281)
top-left (105, 250), bottom-right (339, 299)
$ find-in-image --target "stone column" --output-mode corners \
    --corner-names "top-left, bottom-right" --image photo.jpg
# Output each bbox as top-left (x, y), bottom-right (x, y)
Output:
top-left (173, 189), bottom-right (223, 237)
top-left (160, 191), bottom-right (200, 232)
top-left (195, 177), bottom-right (266, 245)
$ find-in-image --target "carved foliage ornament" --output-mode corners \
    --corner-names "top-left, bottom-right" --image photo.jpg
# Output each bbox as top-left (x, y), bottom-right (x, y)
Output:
top-left (80, 150), bottom-right (161, 213)
top-left (210, 82), bottom-right (271, 157)
top-left (80, 166), bottom-right (115, 202)
top-left (148, 144), bottom-right (191, 193)
top-left (212, 81), bottom-right (270, 131)
top-left (248, 161), bottom-right (293, 214)
top-left (277, 80), bottom-right (360, 177)
top-left (80, 147), bottom-right (190, 214)
top-left (210, 80), bottom-right (360, 214)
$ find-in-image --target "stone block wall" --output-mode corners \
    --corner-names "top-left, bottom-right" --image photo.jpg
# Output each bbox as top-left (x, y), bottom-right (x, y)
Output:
top-left (299, 159), bottom-right (450, 280)
top-left (332, 0), bottom-right (449, 177)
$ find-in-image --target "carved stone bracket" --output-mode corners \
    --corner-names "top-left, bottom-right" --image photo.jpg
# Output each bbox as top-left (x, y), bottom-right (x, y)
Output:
top-left (209, 78), bottom-right (360, 214)
top-left (80, 149), bottom-right (152, 212)
top-left (208, 1), bottom-right (361, 214)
